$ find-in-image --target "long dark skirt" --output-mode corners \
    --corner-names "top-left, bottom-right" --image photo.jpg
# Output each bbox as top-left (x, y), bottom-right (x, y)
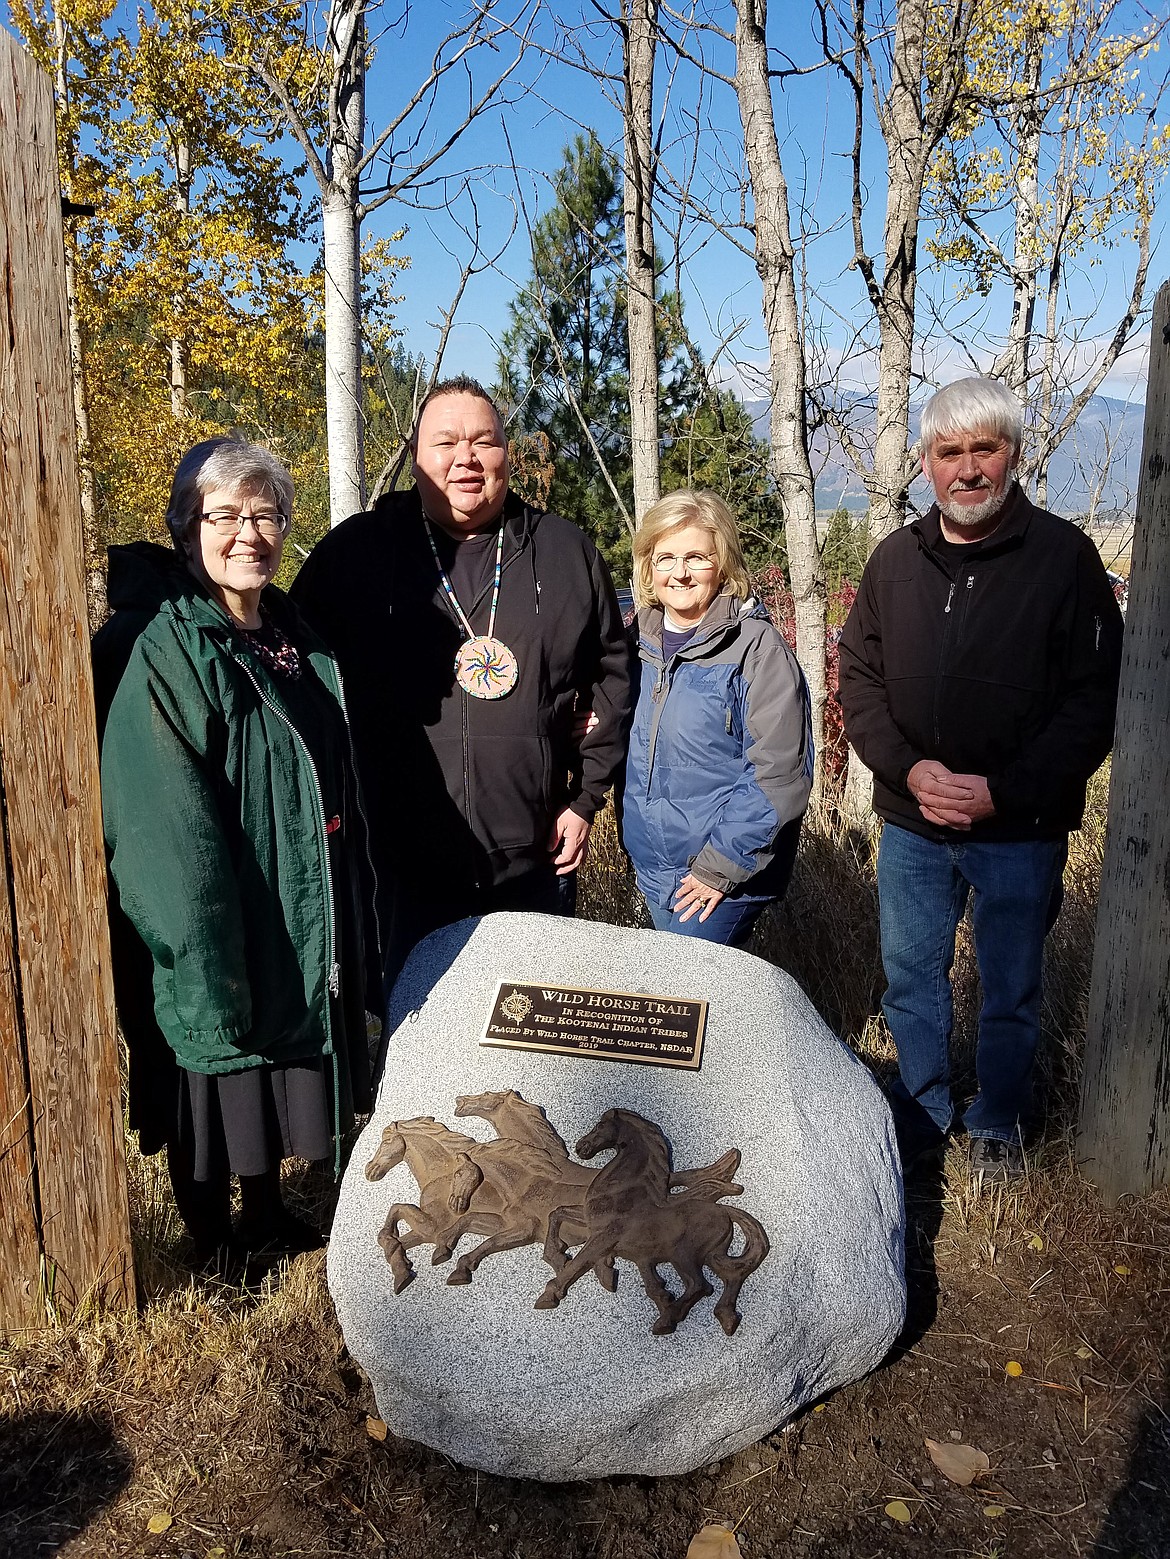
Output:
top-left (178, 1060), bottom-right (338, 1181)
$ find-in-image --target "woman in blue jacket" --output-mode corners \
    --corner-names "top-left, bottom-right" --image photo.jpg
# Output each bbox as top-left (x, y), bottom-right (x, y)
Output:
top-left (622, 490), bottom-right (813, 946)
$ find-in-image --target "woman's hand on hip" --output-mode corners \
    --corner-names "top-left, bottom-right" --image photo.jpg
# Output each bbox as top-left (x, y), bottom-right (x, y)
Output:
top-left (673, 874), bottom-right (725, 923)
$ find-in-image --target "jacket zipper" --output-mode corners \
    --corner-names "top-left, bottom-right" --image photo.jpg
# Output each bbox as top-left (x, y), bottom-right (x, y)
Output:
top-left (933, 569), bottom-right (978, 743)
top-left (933, 574), bottom-right (959, 747)
top-left (957, 574), bottom-right (975, 637)
top-left (645, 661), bottom-right (670, 788)
top-left (642, 613), bottom-right (736, 790)
top-left (236, 653), bottom-right (348, 1174)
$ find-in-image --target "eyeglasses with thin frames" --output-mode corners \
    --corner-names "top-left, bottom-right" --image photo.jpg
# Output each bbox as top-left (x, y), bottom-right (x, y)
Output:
top-left (200, 509), bottom-right (290, 541)
top-left (652, 552), bottom-right (717, 573)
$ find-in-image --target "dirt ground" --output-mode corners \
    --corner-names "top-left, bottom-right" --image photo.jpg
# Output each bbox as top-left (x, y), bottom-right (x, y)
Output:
top-left (4, 807), bottom-right (1167, 1557)
top-left (2, 1141), bottom-right (1168, 1559)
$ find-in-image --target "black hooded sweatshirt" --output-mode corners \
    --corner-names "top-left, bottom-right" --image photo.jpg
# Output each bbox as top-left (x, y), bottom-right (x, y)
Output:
top-left (291, 489), bottom-right (632, 928)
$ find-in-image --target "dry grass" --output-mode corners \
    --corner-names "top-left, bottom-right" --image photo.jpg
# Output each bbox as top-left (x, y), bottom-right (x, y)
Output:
top-left (3, 766), bottom-right (1167, 1559)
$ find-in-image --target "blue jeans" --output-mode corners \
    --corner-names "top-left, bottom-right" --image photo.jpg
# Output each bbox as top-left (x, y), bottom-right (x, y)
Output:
top-left (646, 893), bottom-right (769, 948)
top-left (876, 824), bottom-right (1067, 1145)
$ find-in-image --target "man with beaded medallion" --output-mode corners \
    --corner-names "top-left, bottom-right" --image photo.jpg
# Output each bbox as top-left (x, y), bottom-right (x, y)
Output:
top-left (292, 376), bottom-right (631, 978)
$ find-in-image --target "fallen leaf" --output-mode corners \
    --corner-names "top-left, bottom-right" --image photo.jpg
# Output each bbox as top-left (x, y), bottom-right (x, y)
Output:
top-left (1113, 1264), bottom-right (1131, 1276)
top-left (366, 1416), bottom-right (388, 1442)
top-left (885, 1500), bottom-right (913, 1524)
top-left (1075, 1346), bottom-right (1094, 1360)
top-left (925, 1437), bottom-right (991, 1486)
top-left (685, 1524), bottom-right (742, 1559)
top-left (1028, 1234), bottom-right (1044, 1251)
top-left (983, 1504), bottom-right (1007, 1518)
top-left (145, 1511), bottom-right (172, 1534)
top-left (207, 1550), bottom-right (226, 1558)
top-left (1005, 1360), bottom-right (1024, 1377)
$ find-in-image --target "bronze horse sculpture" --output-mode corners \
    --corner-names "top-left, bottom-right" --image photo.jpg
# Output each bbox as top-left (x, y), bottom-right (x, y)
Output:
top-left (454, 1089), bottom-right (572, 1158)
top-left (535, 1108), bottom-right (770, 1335)
top-left (365, 1114), bottom-right (604, 1293)
top-left (454, 1088), bottom-right (743, 1195)
top-left (364, 1095), bottom-right (768, 1335)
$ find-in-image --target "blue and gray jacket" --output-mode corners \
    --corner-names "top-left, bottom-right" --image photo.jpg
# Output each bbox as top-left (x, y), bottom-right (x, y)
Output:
top-left (621, 592), bottom-right (813, 909)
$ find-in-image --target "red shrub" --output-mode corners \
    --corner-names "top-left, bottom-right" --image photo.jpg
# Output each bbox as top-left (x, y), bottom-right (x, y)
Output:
top-left (754, 569), bottom-right (856, 790)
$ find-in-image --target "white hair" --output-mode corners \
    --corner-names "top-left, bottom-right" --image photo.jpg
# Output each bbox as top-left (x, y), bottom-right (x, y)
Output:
top-left (920, 377), bottom-right (1025, 456)
top-left (164, 438), bottom-right (294, 549)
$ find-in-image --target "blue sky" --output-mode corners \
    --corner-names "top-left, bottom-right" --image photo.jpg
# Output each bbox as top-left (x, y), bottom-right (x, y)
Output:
top-left (5, 0), bottom-right (1164, 408)
top-left (354, 1), bottom-right (1166, 407)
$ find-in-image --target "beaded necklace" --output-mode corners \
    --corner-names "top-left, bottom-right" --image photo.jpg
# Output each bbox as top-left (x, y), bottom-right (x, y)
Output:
top-left (425, 519), bottom-right (518, 699)
top-left (237, 610), bottom-right (302, 680)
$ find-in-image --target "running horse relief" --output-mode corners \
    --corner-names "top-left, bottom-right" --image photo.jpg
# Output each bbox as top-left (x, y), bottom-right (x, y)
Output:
top-left (364, 1090), bottom-right (770, 1336)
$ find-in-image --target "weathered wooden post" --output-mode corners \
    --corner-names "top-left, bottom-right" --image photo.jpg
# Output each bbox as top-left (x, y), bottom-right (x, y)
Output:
top-left (1076, 278), bottom-right (1170, 1204)
top-left (0, 28), bottom-right (133, 1324)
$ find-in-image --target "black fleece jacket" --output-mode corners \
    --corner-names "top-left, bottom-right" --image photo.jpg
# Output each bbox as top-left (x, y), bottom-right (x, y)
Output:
top-left (837, 489), bottom-right (1123, 842)
top-left (291, 489), bottom-right (631, 920)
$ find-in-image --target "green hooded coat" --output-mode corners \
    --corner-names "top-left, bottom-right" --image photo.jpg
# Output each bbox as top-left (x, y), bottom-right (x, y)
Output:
top-left (98, 544), bottom-right (379, 1088)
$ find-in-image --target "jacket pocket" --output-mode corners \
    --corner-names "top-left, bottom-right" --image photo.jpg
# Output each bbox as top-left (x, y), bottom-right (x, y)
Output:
top-left (467, 735), bottom-right (553, 853)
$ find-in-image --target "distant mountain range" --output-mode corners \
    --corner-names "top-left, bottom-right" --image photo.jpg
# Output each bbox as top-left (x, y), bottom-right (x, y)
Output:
top-left (743, 394), bottom-right (1146, 518)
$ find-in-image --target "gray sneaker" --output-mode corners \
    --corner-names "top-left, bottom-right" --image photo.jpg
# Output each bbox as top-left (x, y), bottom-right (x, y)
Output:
top-left (970, 1137), bottom-right (1024, 1185)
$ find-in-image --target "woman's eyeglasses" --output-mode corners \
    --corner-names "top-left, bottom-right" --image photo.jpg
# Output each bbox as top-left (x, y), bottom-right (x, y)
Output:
top-left (652, 552), bottom-right (716, 573)
top-left (200, 509), bottom-right (291, 540)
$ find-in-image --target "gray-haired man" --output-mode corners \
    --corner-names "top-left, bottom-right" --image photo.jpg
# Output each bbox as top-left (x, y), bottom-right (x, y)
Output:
top-left (838, 377), bottom-right (1123, 1183)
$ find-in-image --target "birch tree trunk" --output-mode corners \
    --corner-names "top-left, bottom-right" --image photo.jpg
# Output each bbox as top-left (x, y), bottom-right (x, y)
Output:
top-left (622, 0), bottom-right (660, 523)
top-left (734, 0), bottom-right (825, 802)
top-left (836, 0), bottom-right (973, 550)
top-left (866, 0), bottom-right (927, 549)
top-left (996, 38), bottom-right (1045, 405)
top-left (170, 138), bottom-right (191, 418)
top-left (323, 0), bottom-right (367, 524)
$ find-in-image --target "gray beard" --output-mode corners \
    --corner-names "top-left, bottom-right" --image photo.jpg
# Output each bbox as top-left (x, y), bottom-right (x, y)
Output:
top-left (939, 479), bottom-right (1013, 530)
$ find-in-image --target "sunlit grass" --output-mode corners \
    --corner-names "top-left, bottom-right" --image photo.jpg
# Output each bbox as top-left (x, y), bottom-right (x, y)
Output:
top-left (2, 764), bottom-right (1147, 1559)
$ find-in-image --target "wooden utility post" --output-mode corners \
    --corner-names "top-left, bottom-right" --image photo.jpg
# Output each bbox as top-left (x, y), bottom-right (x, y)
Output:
top-left (0, 28), bottom-right (133, 1325)
top-left (1076, 278), bottom-right (1170, 1205)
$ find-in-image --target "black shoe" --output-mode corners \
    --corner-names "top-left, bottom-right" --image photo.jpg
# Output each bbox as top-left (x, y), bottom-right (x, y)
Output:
top-left (234, 1209), bottom-right (325, 1259)
top-left (970, 1137), bottom-right (1024, 1186)
top-left (895, 1126), bottom-right (948, 1177)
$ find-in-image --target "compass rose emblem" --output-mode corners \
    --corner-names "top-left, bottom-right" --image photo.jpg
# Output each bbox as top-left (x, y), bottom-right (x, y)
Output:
top-left (500, 989), bottom-right (533, 1025)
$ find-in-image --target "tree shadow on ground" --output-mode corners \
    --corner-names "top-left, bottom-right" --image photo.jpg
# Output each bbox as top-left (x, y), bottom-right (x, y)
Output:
top-left (1091, 1348), bottom-right (1170, 1557)
top-left (0, 1408), bottom-right (132, 1559)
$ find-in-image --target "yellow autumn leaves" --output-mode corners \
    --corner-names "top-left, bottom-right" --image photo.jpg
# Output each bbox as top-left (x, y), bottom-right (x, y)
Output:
top-left (13, 1), bottom-right (411, 549)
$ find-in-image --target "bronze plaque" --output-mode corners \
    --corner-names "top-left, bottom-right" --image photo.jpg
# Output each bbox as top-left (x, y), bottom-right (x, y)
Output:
top-left (481, 982), bottom-right (706, 1069)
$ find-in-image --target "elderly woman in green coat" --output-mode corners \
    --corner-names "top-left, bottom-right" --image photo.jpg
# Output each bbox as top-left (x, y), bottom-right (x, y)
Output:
top-left (96, 439), bottom-right (381, 1271)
